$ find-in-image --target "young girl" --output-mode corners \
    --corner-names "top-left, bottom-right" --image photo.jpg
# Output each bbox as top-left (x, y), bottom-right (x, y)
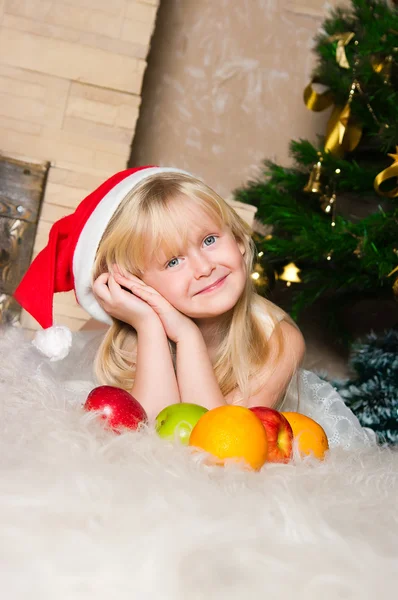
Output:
top-left (14, 166), bottom-right (375, 447)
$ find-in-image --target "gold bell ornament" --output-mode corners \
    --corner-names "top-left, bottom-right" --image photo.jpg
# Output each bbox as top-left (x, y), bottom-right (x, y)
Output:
top-left (278, 262), bottom-right (302, 287)
top-left (303, 154), bottom-right (323, 194)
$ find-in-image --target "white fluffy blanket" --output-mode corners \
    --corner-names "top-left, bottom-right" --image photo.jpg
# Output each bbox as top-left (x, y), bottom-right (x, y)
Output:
top-left (1, 327), bottom-right (397, 599)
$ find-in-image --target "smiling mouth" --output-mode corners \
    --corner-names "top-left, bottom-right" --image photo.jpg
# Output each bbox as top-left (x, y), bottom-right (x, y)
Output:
top-left (196, 275), bottom-right (228, 295)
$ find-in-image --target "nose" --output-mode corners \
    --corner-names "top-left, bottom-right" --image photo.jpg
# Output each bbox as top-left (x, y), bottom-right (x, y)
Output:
top-left (191, 252), bottom-right (215, 279)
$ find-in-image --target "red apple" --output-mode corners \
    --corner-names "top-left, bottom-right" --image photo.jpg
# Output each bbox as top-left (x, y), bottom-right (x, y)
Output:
top-left (84, 385), bottom-right (148, 433)
top-left (250, 406), bottom-right (293, 463)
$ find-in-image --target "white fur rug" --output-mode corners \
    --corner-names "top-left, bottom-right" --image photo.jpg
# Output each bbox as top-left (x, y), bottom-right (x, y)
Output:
top-left (1, 327), bottom-right (397, 599)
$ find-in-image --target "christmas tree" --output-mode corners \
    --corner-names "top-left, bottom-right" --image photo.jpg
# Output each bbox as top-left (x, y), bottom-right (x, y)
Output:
top-left (235, 0), bottom-right (398, 337)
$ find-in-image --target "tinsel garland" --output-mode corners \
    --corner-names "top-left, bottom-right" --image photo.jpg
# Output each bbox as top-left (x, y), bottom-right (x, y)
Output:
top-left (334, 329), bottom-right (398, 445)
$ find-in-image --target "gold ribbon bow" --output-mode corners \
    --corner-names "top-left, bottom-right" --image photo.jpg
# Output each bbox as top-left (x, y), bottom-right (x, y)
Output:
top-left (303, 31), bottom-right (363, 157)
top-left (304, 32), bottom-right (392, 158)
top-left (303, 81), bottom-right (362, 157)
top-left (389, 265), bottom-right (398, 278)
top-left (303, 80), bottom-right (334, 112)
top-left (326, 32), bottom-right (355, 69)
top-left (374, 147), bottom-right (398, 198)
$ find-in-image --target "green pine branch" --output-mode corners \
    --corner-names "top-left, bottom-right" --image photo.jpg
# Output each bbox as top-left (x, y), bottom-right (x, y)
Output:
top-left (234, 0), bottom-right (398, 329)
top-left (312, 0), bottom-right (398, 134)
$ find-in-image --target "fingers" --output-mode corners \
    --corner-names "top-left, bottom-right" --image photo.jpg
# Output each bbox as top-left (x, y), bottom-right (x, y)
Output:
top-left (113, 271), bottom-right (159, 295)
top-left (95, 272), bottom-right (109, 285)
top-left (111, 265), bottom-right (151, 288)
top-left (127, 285), bottom-right (175, 320)
top-left (92, 272), bottom-right (112, 303)
top-left (112, 264), bottom-right (142, 283)
top-left (133, 290), bottom-right (170, 318)
top-left (105, 273), bottom-right (151, 307)
top-left (107, 273), bottom-right (122, 295)
top-left (96, 268), bottom-right (165, 315)
top-left (129, 284), bottom-right (150, 298)
top-left (93, 272), bottom-right (127, 307)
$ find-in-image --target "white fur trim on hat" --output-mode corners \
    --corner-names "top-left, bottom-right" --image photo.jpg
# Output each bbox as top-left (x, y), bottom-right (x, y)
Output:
top-left (73, 167), bottom-right (188, 324)
top-left (32, 325), bottom-right (73, 362)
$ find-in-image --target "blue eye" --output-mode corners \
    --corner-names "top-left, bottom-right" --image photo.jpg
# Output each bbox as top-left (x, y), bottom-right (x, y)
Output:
top-left (167, 257), bottom-right (180, 268)
top-left (204, 235), bottom-right (217, 246)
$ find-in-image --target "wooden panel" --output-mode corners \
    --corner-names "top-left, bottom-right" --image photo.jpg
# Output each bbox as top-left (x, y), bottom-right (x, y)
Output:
top-left (0, 217), bottom-right (36, 294)
top-left (0, 154), bottom-right (49, 324)
top-left (0, 155), bottom-right (48, 221)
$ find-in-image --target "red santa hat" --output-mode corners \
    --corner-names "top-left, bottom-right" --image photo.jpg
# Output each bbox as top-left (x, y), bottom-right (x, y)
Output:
top-left (14, 165), bottom-right (187, 361)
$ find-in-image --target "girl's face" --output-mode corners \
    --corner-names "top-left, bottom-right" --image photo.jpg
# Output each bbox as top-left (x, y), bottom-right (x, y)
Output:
top-left (141, 207), bottom-right (247, 320)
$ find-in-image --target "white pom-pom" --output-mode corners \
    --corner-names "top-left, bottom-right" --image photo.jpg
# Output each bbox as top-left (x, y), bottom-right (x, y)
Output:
top-left (32, 325), bottom-right (73, 362)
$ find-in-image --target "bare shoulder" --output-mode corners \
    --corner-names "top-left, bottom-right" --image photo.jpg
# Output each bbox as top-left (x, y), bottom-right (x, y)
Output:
top-left (278, 319), bottom-right (306, 352)
top-left (245, 319), bottom-right (305, 408)
top-left (253, 296), bottom-right (304, 350)
top-left (267, 318), bottom-right (306, 368)
top-left (224, 318), bottom-right (305, 408)
top-left (255, 294), bottom-right (286, 316)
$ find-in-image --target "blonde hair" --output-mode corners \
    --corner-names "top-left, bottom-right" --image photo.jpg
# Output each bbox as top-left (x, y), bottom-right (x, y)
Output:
top-left (93, 172), bottom-right (285, 403)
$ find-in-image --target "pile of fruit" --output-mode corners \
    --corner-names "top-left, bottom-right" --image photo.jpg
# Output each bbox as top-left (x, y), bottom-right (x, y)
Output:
top-left (84, 386), bottom-right (329, 470)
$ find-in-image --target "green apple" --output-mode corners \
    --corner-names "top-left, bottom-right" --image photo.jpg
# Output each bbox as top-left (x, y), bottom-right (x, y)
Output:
top-left (155, 403), bottom-right (208, 445)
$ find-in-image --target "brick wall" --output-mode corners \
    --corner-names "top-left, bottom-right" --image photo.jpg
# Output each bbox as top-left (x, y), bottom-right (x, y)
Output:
top-left (0, 0), bottom-right (159, 331)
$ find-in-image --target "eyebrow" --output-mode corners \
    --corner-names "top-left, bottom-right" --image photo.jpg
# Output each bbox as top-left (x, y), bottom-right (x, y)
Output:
top-left (155, 220), bottom-right (223, 262)
top-left (196, 223), bottom-right (222, 239)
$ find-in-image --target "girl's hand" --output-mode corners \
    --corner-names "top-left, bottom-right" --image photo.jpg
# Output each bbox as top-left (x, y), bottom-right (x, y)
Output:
top-left (112, 269), bottom-right (198, 343)
top-left (92, 272), bottom-right (161, 331)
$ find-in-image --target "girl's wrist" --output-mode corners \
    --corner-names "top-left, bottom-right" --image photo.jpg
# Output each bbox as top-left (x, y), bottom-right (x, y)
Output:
top-left (175, 321), bottom-right (201, 346)
top-left (133, 314), bottom-right (165, 337)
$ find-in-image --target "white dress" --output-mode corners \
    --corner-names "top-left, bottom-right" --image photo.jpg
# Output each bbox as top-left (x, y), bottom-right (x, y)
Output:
top-left (256, 304), bottom-right (377, 450)
top-left (281, 369), bottom-right (377, 449)
top-left (45, 323), bottom-right (377, 451)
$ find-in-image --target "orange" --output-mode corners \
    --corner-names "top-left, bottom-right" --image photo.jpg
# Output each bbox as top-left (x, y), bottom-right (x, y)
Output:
top-left (281, 412), bottom-right (329, 460)
top-left (189, 405), bottom-right (268, 471)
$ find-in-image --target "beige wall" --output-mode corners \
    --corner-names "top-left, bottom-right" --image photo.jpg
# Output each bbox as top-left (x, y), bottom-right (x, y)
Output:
top-left (1, 0), bottom-right (349, 332)
top-left (131, 0), bottom-right (346, 200)
top-left (0, 0), bottom-right (159, 330)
